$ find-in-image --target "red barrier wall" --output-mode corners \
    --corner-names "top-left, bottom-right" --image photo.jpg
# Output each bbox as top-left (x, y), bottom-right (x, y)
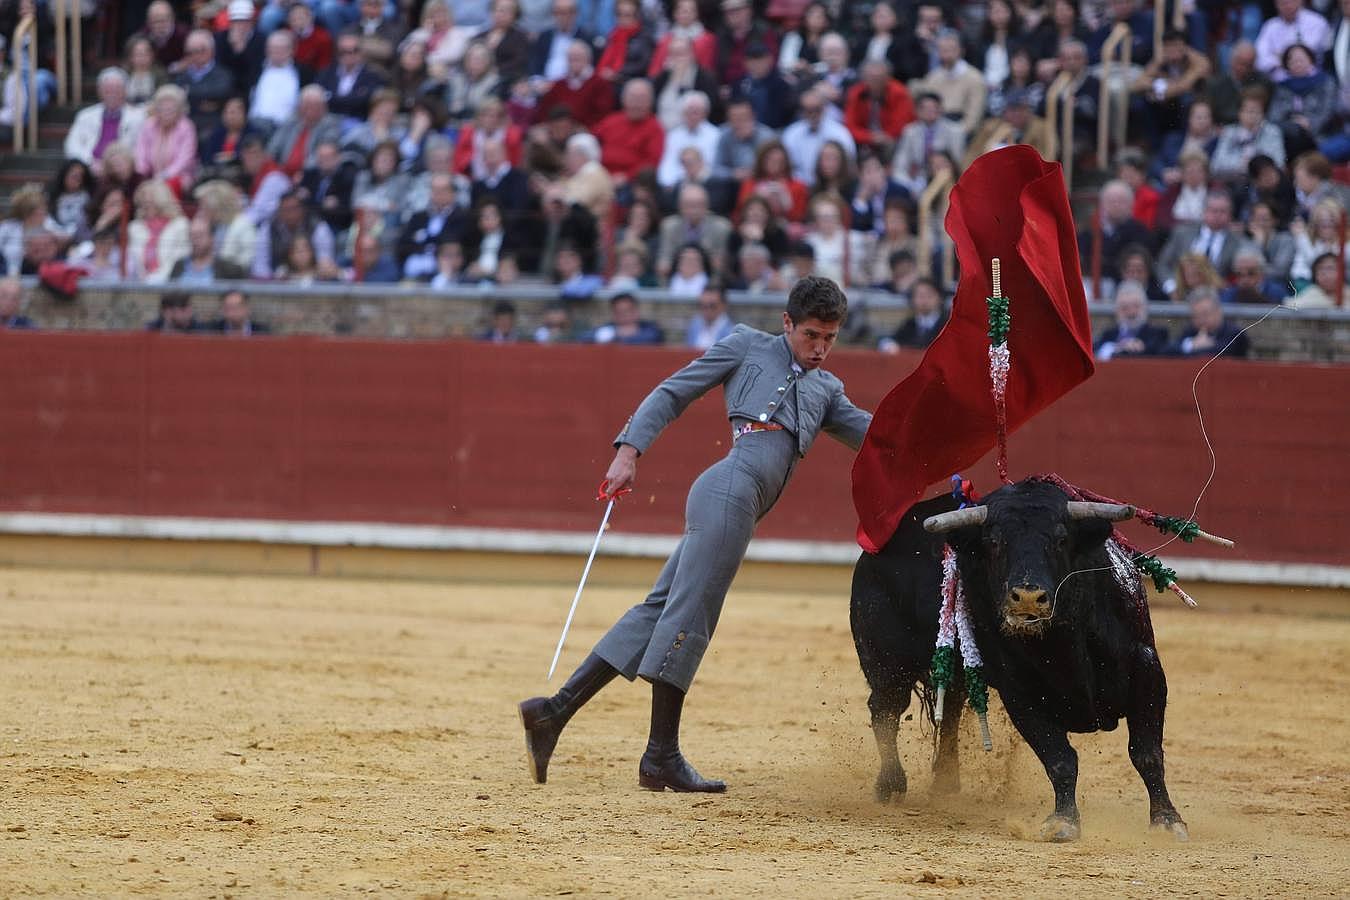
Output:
top-left (0, 331), bottom-right (1345, 567)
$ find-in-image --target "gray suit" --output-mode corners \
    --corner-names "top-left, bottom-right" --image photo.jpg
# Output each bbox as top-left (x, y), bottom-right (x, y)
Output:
top-left (1157, 224), bottom-right (1253, 281)
top-left (267, 114), bottom-right (343, 170)
top-left (656, 214), bottom-right (733, 276)
top-left (592, 325), bottom-right (871, 691)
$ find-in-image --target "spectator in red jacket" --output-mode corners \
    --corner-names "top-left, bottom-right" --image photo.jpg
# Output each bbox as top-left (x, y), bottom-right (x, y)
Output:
top-left (535, 40), bottom-right (614, 127)
top-left (452, 98), bottom-right (526, 178)
top-left (594, 79), bottom-right (665, 187)
top-left (286, 4), bottom-right (334, 73)
top-left (844, 60), bottom-right (914, 157)
top-left (1116, 148), bottom-right (1160, 230)
top-left (648, 0), bottom-right (716, 76)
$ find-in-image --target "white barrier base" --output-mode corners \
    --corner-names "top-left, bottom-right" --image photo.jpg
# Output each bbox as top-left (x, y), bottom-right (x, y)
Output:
top-left (0, 512), bottom-right (1345, 589)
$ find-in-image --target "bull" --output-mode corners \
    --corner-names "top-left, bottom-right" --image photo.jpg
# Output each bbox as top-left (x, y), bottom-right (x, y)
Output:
top-left (852, 478), bottom-right (1188, 842)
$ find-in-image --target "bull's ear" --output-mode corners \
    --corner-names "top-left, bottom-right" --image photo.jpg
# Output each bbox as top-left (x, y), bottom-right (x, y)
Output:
top-left (1072, 517), bottom-right (1115, 552)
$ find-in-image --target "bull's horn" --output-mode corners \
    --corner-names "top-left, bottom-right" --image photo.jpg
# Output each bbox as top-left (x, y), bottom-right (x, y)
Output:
top-left (1066, 501), bottom-right (1135, 522)
top-left (1193, 529), bottom-right (1235, 549)
top-left (923, 506), bottom-right (988, 532)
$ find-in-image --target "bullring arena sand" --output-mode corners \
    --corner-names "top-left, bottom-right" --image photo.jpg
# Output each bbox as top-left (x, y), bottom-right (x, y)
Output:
top-left (2, 563), bottom-right (1348, 898)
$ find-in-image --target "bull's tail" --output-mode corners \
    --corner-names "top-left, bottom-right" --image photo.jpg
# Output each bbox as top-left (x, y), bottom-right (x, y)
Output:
top-left (917, 680), bottom-right (937, 738)
top-left (916, 673), bottom-right (966, 752)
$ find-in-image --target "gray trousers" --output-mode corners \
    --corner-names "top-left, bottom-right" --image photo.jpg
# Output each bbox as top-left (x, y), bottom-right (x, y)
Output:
top-left (592, 428), bottom-right (797, 692)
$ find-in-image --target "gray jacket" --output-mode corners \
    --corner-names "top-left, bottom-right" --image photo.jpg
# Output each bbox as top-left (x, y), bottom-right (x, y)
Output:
top-left (615, 324), bottom-right (872, 458)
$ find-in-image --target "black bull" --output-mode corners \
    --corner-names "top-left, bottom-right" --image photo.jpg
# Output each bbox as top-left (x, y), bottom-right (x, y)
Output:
top-left (849, 479), bottom-right (1188, 842)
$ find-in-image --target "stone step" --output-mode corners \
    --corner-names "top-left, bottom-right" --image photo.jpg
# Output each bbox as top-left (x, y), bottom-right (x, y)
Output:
top-left (39, 123), bottom-right (69, 151)
top-left (0, 149), bottom-right (68, 173)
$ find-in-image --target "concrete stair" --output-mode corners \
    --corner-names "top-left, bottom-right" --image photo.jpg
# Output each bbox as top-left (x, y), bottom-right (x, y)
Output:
top-left (0, 79), bottom-right (90, 208)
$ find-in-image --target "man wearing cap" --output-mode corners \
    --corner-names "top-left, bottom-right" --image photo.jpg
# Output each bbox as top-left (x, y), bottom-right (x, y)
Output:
top-left (715, 0), bottom-right (778, 89)
top-left (218, 0), bottom-right (267, 93)
top-left (519, 275), bottom-right (872, 794)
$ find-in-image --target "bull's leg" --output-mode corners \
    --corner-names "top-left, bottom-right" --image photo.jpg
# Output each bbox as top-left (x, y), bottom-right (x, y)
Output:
top-left (868, 681), bottom-right (914, 802)
top-left (1127, 644), bottom-right (1188, 841)
top-left (1006, 706), bottom-right (1080, 842)
top-left (931, 680), bottom-right (964, 795)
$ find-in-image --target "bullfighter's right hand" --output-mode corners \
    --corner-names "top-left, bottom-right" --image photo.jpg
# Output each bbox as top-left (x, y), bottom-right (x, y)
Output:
top-left (602, 445), bottom-right (639, 498)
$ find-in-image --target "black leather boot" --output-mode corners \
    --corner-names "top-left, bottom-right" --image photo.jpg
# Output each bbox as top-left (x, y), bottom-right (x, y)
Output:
top-left (518, 653), bottom-right (619, 784)
top-left (637, 680), bottom-right (727, 793)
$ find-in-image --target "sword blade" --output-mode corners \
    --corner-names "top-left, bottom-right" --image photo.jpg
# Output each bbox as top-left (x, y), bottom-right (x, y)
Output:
top-left (546, 498), bottom-right (616, 681)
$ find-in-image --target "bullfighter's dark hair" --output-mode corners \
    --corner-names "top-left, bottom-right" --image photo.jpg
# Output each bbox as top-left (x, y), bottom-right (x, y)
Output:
top-left (786, 275), bottom-right (848, 324)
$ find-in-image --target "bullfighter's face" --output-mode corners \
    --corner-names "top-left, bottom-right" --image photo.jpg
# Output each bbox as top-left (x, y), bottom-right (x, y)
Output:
top-left (782, 314), bottom-right (840, 370)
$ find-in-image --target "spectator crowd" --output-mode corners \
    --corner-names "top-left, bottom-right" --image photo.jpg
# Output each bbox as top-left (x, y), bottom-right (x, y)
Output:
top-left (3, 0), bottom-right (1350, 358)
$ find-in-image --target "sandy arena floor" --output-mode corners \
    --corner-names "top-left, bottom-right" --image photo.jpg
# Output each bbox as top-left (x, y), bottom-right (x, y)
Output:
top-left (1, 564), bottom-right (1348, 898)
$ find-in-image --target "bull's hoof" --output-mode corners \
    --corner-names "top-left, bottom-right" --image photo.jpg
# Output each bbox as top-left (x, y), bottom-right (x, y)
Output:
top-left (1151, 816), bottom-right (1190, 842)
top-left (931, 770), bottom-right (960, 796)
top-left (1039, 814), bottom-right (1081, 843)
top-left (874, 764), bottom-right (907, 802)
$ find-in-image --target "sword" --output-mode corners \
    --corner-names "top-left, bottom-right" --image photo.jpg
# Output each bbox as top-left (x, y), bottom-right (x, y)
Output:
top-left (546, 482), bottom-right (626, 681)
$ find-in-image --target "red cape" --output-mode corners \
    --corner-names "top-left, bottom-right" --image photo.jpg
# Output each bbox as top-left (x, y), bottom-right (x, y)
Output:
top-left (852, 146), bottom-right (1095, 553)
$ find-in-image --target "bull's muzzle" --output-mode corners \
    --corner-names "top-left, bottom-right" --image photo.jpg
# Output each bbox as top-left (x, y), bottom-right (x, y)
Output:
top-left (1004, 585), bottom-right (1051, 631)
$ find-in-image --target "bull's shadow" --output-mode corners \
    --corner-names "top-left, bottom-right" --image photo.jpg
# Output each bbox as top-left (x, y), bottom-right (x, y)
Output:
top-left (850, 478), bottom-right (1188, 842)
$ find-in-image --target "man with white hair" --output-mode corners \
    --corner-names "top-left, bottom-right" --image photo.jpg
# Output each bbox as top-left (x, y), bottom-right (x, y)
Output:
top-left (1077, 180), bottom-right (1151, 283)
top-left (65, 69), bottom-right (146, 174)
top-left (534, 39), bottom-right (611, 127)
top-left (594, 78), bottom-right (665, 187)
top-left (1220, 248), bottom-right (1287, 304)
top-left (560, 132), bottom-right (614, 221)
top-left (1094, 281), bottom-right (1169, 359)
top-left (267, 84), bottom-right (342, 177)
top-left (173, 29), bottom-right (236, 136)
top-left (656, 92), bottom-right (720, 189)
top-left (808, 32), bottom-right (855, 118)
top-left (1171, 288), bottom-right (1249, 357)
top-left (250, 30), bottom-right (301, 132)
top-left (729, 242), bottom-right (785, 293)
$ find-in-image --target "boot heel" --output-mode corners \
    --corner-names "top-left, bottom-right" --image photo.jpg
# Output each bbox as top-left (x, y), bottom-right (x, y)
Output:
top-left (638, 772), bottom-right (669, 791)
